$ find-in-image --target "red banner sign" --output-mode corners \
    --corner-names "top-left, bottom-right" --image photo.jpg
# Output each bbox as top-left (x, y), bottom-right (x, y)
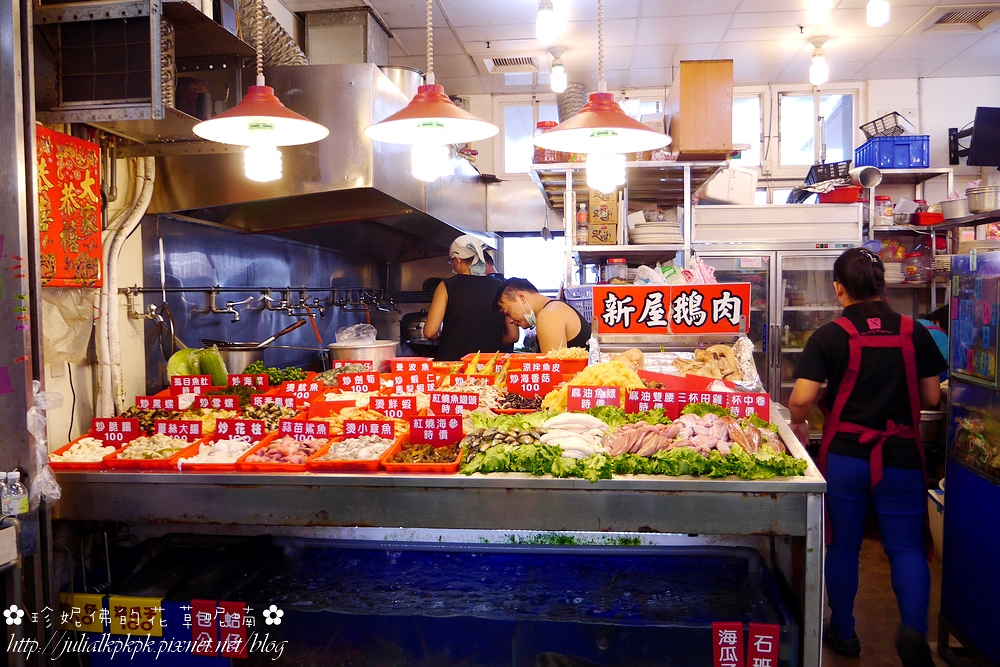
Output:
top-left (337, 372), bottom-right (380, 393)
top-left (281, 380), bottom-right (322, 398)
top-left (190, 599), bottom-right (217, 656)
top-left (369, 395), bottom-right (419, 419)
top-left (409, 415), bottom-right (463, 446)
top-left (154, 420), bottom-right (203, 441)
top-left (449, 374), bottom-right (494, 386)
top-left (343, 420), bottom-right (395, 439)
top-left (170, 375), bottom-right (213, 394)
top-left (712, 621), bottom-right (745, 667)
top-left (625, 389), bottom-right (680, 418)
top-left (506, 370), bottom-right (556, 398)
top-left (514, 359), bottom-right (568, 374)
top-left (278, 419), bottom-right (330, 440)
top-left (135, 395), bottom-right (178, 411)
top-left (91, 418), bottom-right (141, 445)
top-left (593, 283), bottom-right (751, 335)
top-left (466, 360), bottom-right (507, 374)
top-left (227, 374), bottom-right (268, 389)
top-left (393, 372), bottom-right (437, 394)
top-left (217, 601), bottom-right (247, 659)
top-left (567, 385), bottom-right (620, 412)
top-left (195, 395), bottom-right (239, 411)
top-left (333, 359), bottom-right (373, 369)
top-left (429, 392), bottom-right (479, 415)
top-left (214, 419), bottom-right (267, 440)
top-left (391, 357), bottom-right (433, 373)
top-left (250, 394), bottom-right (297, 408)
top-left (746, 623), bottom-right (779, 666)
top-left (725, 392), bottom-right (770, 419)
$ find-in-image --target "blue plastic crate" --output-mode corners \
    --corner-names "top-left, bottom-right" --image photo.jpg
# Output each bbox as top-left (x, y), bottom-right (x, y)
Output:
top-left (855, 135), bottom-right (930, 169)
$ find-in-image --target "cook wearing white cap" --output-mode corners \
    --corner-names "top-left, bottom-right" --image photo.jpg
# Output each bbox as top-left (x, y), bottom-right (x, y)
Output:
top-left (425, 235), bottom-right (518, 360)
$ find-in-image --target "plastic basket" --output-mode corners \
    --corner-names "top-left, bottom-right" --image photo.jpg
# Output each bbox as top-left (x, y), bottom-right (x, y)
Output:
top-left (177, 434), bottom-right (265, 473)
top-left (105, 438), bottom-right (204, 471)
top-left (860, 112), bottom-right (916, 139)
top-left (236, 433), bottom-right (327, 472)
top-left (804, 160), bottom-right (851, 185)
top-left (307, 432), bottom-right (404, 472)
top-left (855, 135), bottom-right (930, 169)
top-left (381, 434), bottom-right (464, 474)
top-left (49, 435), bottom-right (117, 470)
top-left (563, 286), bottom-right (593, 323)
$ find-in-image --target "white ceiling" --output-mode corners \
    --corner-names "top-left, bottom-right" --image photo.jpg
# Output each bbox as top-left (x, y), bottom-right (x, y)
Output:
top-left (281, 0), bottom-right (1000, 95)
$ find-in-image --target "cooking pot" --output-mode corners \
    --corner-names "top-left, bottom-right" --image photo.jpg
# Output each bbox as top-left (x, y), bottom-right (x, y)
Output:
top-left (213, 345), bottom-right (265, 374)
top-left (327, 340), bottom-right (398, 372)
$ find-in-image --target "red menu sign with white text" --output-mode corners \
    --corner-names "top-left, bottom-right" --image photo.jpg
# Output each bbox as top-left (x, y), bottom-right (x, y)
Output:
top-left (430, 392), bottom-right (479, 415)
top-left (228, 374), bottom-right (269, 389)
top-left (506, 370), bottom-right (555, 398)
top-left (337, 372), bottom-right (380, 393)
top-left (408, 416), bottom-right (463, 446)
top-left (712, 621), bottom-right (745, 667)
top-left (567, 385), bottom-right (620, 412)
top-left (154, 419), bottom-right (202, 441)
top-left (725, 392), bottom-right (770, 419)
top-left (514, 358), bottom-right (568, 375)
top-left (332, 359), bottom-right (373, 369)
top-left (625, 388), bottom-right (680, 418)
top-left (135, 395), bottom-right (178, 411)
top-left (251, 394), bottom-right (297, 408)
top-left (393, 372), bottom-right (436, 394)
top-left (281, 380), bottom-right (322, 398)
top-left (746, 623), bottom-right (779, 666)
top-left (343, 420), bottom-right (395, 439)
top-left (214, 419), bottom-right (267, 441)
top-left (278, 419), bottom-right (330, 440)
top-left (369, 395), bottom-right (419, 419)
top-left (593, 283), bottom-right (751, 335)
top-left (195, 395), bottom-right (239, 410)
top-left (91, 418), bottom-right (140, 445)
top-left (170, 375), bottom-right (212, 394)
top-left (449, 374), bottom-right (494, 386)
top-left (391, 357), bottom-right (433, 373)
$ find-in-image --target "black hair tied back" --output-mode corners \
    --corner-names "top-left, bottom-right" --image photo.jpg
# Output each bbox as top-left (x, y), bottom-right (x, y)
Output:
top-left (833, 247), bottom-right (886, 301)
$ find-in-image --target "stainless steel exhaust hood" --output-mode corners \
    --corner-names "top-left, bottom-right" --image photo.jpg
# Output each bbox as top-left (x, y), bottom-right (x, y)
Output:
top-left (149, 63), bottom-right (487, 263)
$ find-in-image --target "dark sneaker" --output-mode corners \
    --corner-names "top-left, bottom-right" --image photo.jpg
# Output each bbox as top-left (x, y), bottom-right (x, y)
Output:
top-left (824, 622), bottom-right (861, 657)
top-left (896, 626), bottom-right (934, 667)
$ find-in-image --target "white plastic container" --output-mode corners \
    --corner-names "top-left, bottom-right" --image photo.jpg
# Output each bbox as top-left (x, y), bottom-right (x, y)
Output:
top-left (698, 167), bottom-right (758, 205)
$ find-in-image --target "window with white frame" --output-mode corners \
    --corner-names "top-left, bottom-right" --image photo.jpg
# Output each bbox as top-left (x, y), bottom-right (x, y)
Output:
top-left (499, 97), bottom-right (559, 176)
top-left (778, 90), bottom-right (857, 168)
top-left (732, 94), bottom-right (763, 167)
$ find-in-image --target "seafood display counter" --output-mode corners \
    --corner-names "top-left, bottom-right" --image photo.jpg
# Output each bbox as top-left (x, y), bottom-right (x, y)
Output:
top-left (53, 406), bottom-right (826, 666)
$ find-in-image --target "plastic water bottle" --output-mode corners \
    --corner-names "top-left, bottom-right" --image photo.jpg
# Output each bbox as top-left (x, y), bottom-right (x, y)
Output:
top-left (0, 476), bottom-right (7, 516)
top-left (2, 472), bottom-right (27, 516)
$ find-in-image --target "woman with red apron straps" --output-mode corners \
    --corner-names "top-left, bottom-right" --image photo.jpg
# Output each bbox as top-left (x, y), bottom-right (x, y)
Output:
top-left (788, 248), bottom-right (947, 666)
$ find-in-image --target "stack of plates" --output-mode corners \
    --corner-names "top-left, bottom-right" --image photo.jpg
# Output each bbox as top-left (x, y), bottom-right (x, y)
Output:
top-left (884, 262), bottom-right (905, 284)
top-left (629, 221), bottom-right (684, 245)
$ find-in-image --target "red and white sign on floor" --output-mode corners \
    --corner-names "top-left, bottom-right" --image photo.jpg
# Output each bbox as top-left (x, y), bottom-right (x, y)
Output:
top-left (430, 392), bottom-right (479, 415)
top-left (154, 420), bottom-right (202, 442)
top-left (567, 386), bottom-right (620, 412)
top-left (190, 599), bottom-right (217, 657)
top-left (343, 420), bottom-right (395, 438)
top-left (712, 621), bottom-right (745, 667)
top-left (594, 283), bottom-right (751, 336)
top-left (409, 416), bottom-right (463, 446)
top-left (214, 419), bottom-right (267, 441)
top-left (135, 395), bottom-right (178, 411)
top-left (170, 375), bottom-right (213, 394)
top-left (278, 419), bottom-right (330, 440)
top-left (625, 389), bottom-right (679, 418)
top-left (726, 392), bottom-right (770, 419)
top-left (91, 418), bottom-right (140, 445)
top-left (507, 370), bottom-right (555, 398)
top-left (227, 374), bottom-right (268, 389)
top-left (369, 395), bottom-right (419, 419)
top-left (746, 623), bottom-right (779, 667)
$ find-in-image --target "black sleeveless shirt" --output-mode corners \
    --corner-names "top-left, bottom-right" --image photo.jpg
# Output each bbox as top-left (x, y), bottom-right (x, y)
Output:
top-left (436, 274), bottom-right (508, 360)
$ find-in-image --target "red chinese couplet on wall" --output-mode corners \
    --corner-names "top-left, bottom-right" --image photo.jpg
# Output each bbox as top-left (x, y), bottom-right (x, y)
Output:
top-left (712, 621), bottom-right (745, 667)
top-left (190, 599), bottom-right (217, 657)
top-left (593, 283), bottom-right (751, 335)
top-left (746, 623), bottom-right (779, 666)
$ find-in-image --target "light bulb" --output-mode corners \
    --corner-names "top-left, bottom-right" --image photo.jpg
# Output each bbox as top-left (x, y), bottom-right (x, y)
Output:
top-left (809, 53), bottom-right (829, 86)
top-left (536, 0), bottom-right (559, 45)
top-left (866, 0), bottom-right (890, 27)
top-left (244, 145), bottom-right (282, 182)
top-left (585, 152), bottom-right (626, 195)
top-left (411, 144), bottom-right (451, 183)
top-left (550, 59), bottom-right (567, 93)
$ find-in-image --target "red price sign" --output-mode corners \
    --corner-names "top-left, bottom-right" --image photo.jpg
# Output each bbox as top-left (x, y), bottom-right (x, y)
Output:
top-left (154, 419), bottom-right (203, 442)
top-left (337, 372), bottom-right (380, 393)
top-left (332, 359), bottom-right (373, 370)
top-left (449, 374), bottom-right (494, 386)
top-left (190, 599), bottom-right (217, 657)
top-left (217, 601), bottom-right (247, 659)
top-left (466, 359), bottom-right (507, 374)
top-left (214, 419), bottom-right (267, 440)
top-left (393, 372), bottom-right (437, 394)
top-left (712, 621), bottom-right (745, 667)
top-left (228, 374), bottom-right (269, 389)
top-left (566, 385), bottom-right (620, 412)
top-left (408, 415), bottom-right (463, 446)
top-left (343, 420), bottom-right (395, 439)
top-left (278, 419), bottom-right (330, 441)
top-left (725, 392), bottom-right (770, 419)
top-left (593, 283), bottom-right (751, 335)
top-left (195, 395), bottom-right (239, 410)
top-left (281, 380), bottom-right (322, 398)
top-left (429, 392), bottom-right (479, 415)
top-left (625, 389), bottom-right (680, 418)
top-left (169, 375), bottom-right (213, 394)
top-left (135, 395), bottom-right (179, 411)
top-left (746, 623), bottom-right (779, 666)
top-left (369, 395), bottom-right (419, 419)
top-left (391, 357), bottom-right (433, 373)
top-left (251, 394), bottom-right (297, 408)
top-left (514, 359), bottom-right (566, 375)
top-left (506, 370), bottom-right (555, 398)
top-left (91, 418), bottom-right (140, 445)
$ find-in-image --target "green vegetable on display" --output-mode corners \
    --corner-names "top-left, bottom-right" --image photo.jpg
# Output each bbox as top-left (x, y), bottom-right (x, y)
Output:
top-left (243, 359), bottom-right (307, 386)
top-left (165, 346), bottom-right (228, 386)
top-left (585, 405), bottom-right (672, 429)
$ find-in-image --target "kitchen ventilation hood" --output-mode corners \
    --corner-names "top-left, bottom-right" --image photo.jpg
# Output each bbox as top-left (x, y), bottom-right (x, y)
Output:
top-left (149, 63), bottom-right (488, 263)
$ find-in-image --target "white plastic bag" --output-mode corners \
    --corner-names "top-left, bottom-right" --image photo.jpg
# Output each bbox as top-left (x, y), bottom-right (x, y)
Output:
top-left (633, 264), bottom-right (666, 285)
top-left (336, 323), bottom-right (378, 344)
top-left (27, 380), bottom-right (63, 507)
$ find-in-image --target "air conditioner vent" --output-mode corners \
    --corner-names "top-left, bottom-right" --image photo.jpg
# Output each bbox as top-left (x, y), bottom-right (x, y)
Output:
top-left (915, 4), bottom-right (1000, 32)
top-left (480, 55), bottom-right (539, 74)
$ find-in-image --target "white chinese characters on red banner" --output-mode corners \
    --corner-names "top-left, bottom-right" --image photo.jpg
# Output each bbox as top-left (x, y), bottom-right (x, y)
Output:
top-left (515, 359), bottom-right (569, 374)
top-left (91, 418), bottom-right (140, 445)
top-left (593, 284), bottom-right (751, 335)
top-left (195, 395), bottom-right (239, 410)
top-left (449, 374), bottom-right (494, 386)
top-left (170, 375), bottom-right (213, 394)
top-left (333, 359), bottom-right (373, 369)
top-left (408, 416), bottom-right (463, 446)
top-left (343, 420), bottom-right (395, 438)
top-left (746, 623), bottom-right (779, 666)
top-left (566, 386), bottom-right (620, 412)
top-left (507, 370), bottom-right (555, 398)
top-left (369, 395), bottom-right (419, 419)
top-left (154, 420), bottom-right (202, 442)
top-left (712, 621), bottom-right (745, 667)
top-left (227, 374), bottom-right (269, 388)
top-left (281, 381), bottom-right (322, 398)
top-left (430, 392), bottom-right (479, 415)
top-left (250, 394), bottom-right (297, 408)
top-left (278, 419), bottom-right (330, 440)
top-left (337, 372), bottom-right (380, 393)
top-left (625, 389), bottom-right (679, 418)
top-left (393, 372), bottom-right (436, 394)
top-left (214, 419), bottom-right (267, 440)
top-left (135, 395), bottom-right (178, 411)
top-left (725, 392), bottom-right (770, 419)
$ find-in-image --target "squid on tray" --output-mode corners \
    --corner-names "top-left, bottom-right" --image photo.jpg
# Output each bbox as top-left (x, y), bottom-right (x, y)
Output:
top-left (603, 413), bottom-right (784, 458)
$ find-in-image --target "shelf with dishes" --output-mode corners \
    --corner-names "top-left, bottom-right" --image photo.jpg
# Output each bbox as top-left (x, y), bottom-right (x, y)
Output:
top-left (573, 244), bottom-right (684, 265)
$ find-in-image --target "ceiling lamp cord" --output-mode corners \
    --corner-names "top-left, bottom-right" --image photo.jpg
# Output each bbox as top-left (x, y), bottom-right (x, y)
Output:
top-left (597, 0), bottom-right (605, 93)
top-left (425, 0), bottom-right (435, 85)
top-left (255, 0), bottom-right (263, 85)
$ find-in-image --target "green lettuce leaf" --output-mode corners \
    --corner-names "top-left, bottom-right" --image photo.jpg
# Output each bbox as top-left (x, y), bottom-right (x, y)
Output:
top-left (681, 402), bottom-right (730, 418)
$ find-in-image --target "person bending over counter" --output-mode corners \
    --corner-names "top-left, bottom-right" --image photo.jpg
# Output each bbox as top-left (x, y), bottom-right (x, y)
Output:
top-left (495, 278), bottom-right (591, 353)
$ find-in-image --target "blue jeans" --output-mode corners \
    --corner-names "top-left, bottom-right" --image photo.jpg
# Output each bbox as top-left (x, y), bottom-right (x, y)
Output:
top-left (825, 452), bottom-right (930, 638)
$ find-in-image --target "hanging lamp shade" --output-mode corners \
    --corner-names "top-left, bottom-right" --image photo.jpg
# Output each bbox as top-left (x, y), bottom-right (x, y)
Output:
top-left (532, 92), bottom-right (670, 154)
top-left (364, 83), bottom-right (498, 145)
top-left (193, 84), bottom-right (330, 146)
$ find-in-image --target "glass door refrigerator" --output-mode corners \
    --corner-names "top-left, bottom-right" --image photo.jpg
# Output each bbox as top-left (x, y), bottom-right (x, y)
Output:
top-left (939, 251), bottom-right (1000, 664)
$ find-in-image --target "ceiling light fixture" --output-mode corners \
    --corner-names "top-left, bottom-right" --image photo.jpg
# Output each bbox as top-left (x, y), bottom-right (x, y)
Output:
top-left (536, 0), bottom-right (559, 45)
top-left (866, 0), bottom-right (890, 27)
top-left (809, 36), bottom-right (830, 86)
top-left (364, 0), bottom-right (498, 182)
top-left (193, 0), bottom-right (328, 182)
top-left (533, 0), bottom-right (670, 193)
top-left (549, 46), bottom-right (567, 94)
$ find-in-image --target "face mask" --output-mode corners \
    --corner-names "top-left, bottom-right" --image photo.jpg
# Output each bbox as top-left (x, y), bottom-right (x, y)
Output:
top-left (519, 296), bottom-right (536, 328)
top-left (469, 260), bottom-right (486, 276)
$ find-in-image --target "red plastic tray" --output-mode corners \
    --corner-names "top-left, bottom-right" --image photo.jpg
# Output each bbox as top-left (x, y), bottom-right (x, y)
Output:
top-left (49, 435), bottom-right (118, 470)
top-left (914, 211), bottom-right (944, 226)
top-left (307, 432), bottom-right (405, 472)
top-left (381, 434), bottom-right (464, 474)
top-left (236, 434), bottom-right (327, 473)
top-left (177, 434), bottom-right (269, 473)
top-left (104, 437), bottom-right (205, 471)
top-left (817, 185), bottom-right (863, 203)
top-left (494, 408), bottom-right (538, 415)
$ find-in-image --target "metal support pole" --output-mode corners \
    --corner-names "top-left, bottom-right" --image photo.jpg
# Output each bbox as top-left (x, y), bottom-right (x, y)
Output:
top-left (804, 492), bottom-right (825, 667)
